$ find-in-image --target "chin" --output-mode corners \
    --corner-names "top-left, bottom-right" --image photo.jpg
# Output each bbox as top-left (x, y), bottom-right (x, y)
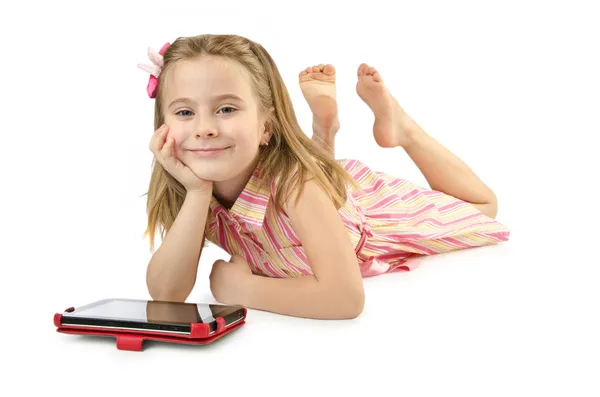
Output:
top-left (191, 155), bottom-right (256, 179)
top-left (193, 171), bottom-right (226, 182)
top-left (189, 166), bottom-right (231, 182)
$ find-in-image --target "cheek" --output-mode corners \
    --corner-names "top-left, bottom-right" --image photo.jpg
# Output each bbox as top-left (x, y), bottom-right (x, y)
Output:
top-left (162, 117), bottom-right (187, 140)
top-left (224, 119), bottom-right (260, 144)
top-left (167, 130), bottom-right (186, 145)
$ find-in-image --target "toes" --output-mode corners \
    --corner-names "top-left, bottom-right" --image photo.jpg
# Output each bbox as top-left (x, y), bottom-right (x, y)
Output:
top-left (370, 67), bottom-right (383, 82)
top-left (357, 64), bottom-right (383, 81)
top-left (323, 64), bottom-right (335, 75)
top-left (357, 63), bottom-right (369, 76)
top-left (356, 63), bottom-right (385, 85)
top-left (300, 64), bottom-right (335, 81)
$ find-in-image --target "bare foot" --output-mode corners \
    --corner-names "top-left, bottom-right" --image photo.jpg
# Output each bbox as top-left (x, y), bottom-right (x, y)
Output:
top-left (356, 63), bottom-right (414, 148)
top-left (299, 64), bottom-right (340, 142)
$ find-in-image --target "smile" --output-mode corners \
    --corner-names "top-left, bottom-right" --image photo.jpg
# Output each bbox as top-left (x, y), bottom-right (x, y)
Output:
top-left (188, 147), bottom-right (230, 157)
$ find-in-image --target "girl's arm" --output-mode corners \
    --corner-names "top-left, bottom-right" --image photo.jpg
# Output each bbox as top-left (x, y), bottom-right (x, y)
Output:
top-left (403, 120), bottom-right (499, 218)
top-left (243, 179), bottom-right (365, 320)
top-left (146, 190), bottom-right (212, 302)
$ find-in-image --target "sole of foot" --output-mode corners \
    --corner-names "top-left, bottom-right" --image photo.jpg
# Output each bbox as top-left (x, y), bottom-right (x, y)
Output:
top-left (299, 64), bottom-right (340, 134)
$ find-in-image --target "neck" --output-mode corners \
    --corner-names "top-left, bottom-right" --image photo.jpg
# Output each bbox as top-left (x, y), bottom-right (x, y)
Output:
top-left (213, 157), bottom-right (259, 210)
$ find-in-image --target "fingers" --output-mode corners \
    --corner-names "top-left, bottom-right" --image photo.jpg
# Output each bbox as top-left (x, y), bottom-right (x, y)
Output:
top-left (149, 124), bottom-right (168, 153)
top-left (149, 124), bottom-right (180, 170)
top-left (160, 134), bottom-right (177, 168)
top-left (160, 134), bottom-right (172, 159)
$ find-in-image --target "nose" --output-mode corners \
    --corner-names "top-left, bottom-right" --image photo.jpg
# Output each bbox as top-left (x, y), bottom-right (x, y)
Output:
top-left (194, 117), bottom-right (219, 139)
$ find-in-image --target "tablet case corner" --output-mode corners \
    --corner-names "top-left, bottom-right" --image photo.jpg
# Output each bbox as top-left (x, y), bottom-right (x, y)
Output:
top-left (53, 313), bottom-right (62, 328)
top-left (53, 307), bottom-right (74, 327)
top-left (190, 316), bottom-right (227, 338)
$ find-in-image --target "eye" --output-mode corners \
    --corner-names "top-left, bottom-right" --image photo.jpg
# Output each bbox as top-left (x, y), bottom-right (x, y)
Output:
top-left (217, 106), bottom-right (236, 115)
top-left (176, 110), bottom-right (194, 117)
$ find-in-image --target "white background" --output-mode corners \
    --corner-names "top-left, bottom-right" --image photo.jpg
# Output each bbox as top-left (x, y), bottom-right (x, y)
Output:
top-left (2, 0), bottom-right (599, 395)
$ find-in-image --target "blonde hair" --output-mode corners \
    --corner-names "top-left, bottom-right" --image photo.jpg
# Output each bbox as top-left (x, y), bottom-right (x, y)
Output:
top-left (143, 34), bottom-right (363, 251)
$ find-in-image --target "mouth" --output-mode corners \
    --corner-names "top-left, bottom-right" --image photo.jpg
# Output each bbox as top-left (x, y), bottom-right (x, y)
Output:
top-left (188, 147), bottom-right (230, 157)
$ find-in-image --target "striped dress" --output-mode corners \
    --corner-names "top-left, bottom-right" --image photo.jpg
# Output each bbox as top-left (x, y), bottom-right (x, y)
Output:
top-left (205, 159), bottom-right (510, 278)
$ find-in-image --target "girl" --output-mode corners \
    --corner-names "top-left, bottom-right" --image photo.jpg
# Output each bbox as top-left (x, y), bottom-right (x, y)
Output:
top-left (138, 34), bottom-right (510, 320)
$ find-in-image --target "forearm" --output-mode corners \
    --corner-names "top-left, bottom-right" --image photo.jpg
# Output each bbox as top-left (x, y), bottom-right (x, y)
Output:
top-left (146, 191), bottom-right (212, 301)
top-left (244, 274), bottom-right (364, 320)
top-left (403, 122), bottom-right (497, 206)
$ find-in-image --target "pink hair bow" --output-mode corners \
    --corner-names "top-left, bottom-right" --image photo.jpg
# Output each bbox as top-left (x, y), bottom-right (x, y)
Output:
top-left (137, 42), bottom-right (170, 98)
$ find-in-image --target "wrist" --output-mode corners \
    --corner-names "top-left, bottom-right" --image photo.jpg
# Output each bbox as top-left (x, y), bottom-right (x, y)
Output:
top-left (185, 188), bottom-right (212, 200)
top-left (240, 274), bottom-right (259, 308)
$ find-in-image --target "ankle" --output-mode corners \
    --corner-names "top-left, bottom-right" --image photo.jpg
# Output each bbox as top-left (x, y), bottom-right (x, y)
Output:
top-left (312, 117), bottom-right (340, 136)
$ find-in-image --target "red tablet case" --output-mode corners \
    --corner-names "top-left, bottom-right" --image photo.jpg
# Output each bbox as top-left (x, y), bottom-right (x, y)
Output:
top-left (54, 306), bottom-right (247, 351)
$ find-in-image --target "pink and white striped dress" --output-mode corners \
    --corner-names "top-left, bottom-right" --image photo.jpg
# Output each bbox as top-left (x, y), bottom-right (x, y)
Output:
top-left (205, 159), bottom-right (510, 278)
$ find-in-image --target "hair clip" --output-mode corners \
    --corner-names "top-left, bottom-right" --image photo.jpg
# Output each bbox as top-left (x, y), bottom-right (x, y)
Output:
top-left (137, 42), bottom-right (170, 98)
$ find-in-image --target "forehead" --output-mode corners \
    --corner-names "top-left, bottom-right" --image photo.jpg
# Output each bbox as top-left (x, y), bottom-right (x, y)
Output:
top-left (164, 55), bottom-right (254, 101)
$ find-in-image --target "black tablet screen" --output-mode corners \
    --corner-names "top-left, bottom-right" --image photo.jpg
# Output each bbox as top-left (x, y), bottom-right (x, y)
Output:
top-left (62, 298), bottom-right (242, 326)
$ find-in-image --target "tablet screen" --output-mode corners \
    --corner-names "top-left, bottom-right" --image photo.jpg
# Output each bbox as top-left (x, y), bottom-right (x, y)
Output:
top-left (63, 298), bottom-right (242, 326)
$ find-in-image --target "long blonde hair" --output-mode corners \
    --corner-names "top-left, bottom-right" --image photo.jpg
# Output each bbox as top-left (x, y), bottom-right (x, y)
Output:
top-left (143, 34), bottom-right (363, 251)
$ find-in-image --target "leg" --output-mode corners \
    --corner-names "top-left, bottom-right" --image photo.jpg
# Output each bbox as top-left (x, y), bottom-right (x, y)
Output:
top-left (299, 64), bottom-right (340, 157)
top-left (355, 64), bottom-right (499, 217)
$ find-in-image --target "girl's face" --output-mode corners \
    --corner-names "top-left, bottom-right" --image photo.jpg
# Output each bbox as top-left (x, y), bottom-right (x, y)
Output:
top-left (161, 55), bottom-right (269, 183)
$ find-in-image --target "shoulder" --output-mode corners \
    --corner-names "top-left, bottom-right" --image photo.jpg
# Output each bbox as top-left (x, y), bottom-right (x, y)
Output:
top-left (282, 177), bottom-right (349, 254)
top-left (270, 163), bottom-right (313, 204)
top-left (282, 177), bottom-right (329, 215)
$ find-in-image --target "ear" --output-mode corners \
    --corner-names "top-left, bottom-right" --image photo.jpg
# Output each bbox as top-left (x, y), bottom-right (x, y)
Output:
top-left (261, 125), bottom-right (272, 144)
top-left (261, 106), bottom-right (275, 138)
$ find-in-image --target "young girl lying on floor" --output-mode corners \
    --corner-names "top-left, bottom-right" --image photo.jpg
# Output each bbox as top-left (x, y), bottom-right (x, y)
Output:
top-left (138, 34), bottom-right (510, 320)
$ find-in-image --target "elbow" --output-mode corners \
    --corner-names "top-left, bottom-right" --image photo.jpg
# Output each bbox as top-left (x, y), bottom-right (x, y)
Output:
top-left (147, 284), bottom-right (168, 301)
top-left (335, 287), bottom-right (365, 320)
top-left (146, 265), bottom-right (193, 303)
top-left (347, 291), bottom-right (365, 319)
top-left (147, 277), bottom-right (190, 303)
top-left (322, 274), bottom-right (366, 319)
top-left (148, 288), bottom-right (188, 303)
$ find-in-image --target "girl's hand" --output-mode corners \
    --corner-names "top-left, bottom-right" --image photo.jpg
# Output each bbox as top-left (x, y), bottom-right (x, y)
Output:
top-left (149, 124), bottom-right (213, 194)
top-left (209, 254), bottom-right (254, 305)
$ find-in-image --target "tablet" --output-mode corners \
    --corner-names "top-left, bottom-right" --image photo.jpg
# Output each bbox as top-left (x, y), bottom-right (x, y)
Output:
top-left (59, 298), bottom-right (246, 335)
